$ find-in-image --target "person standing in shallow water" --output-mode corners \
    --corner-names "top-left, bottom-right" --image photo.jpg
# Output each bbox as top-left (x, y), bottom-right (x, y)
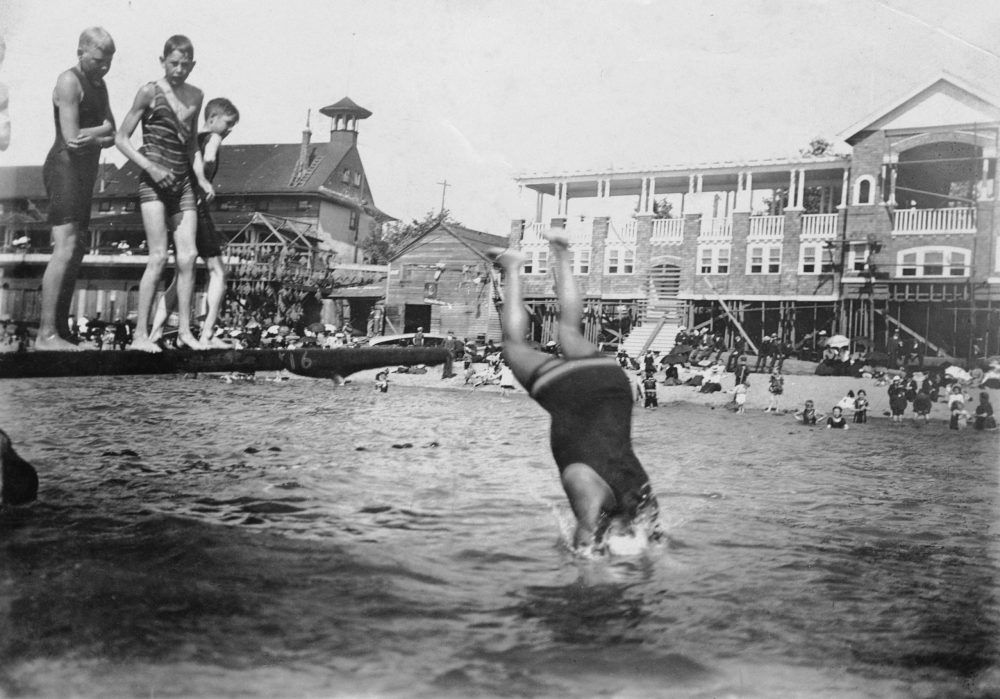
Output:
top-left (488, 228), bottom-right (659, 551)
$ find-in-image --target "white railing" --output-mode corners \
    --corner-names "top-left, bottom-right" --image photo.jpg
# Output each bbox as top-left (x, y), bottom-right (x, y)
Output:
top-left (893, 207), bottom-right (976, 233)
top-left (564, 218), bottom-right (592, 245)
top-left (748, 215), bottom-right (784, 240)
top-left (522, 221), bottom-right (547, 243)
top-left (651, 218), bottom-right (684, 245)
top-left (610, 219), bottom-right (637, 244)
top-left (699, 217), bottom-right (732, 240)
top-left (801, 213), bottom-right (840, 239)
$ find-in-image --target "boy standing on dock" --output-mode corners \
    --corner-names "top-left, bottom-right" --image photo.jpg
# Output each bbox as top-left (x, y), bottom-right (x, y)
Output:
top-left (36, 28), bottom-right (117, 351)
top-left (115, 35), bottom-right (214, 352)
top-left (148, 97), bottom-right (240, 348)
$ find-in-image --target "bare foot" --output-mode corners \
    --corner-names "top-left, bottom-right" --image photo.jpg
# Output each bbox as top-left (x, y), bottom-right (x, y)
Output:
top-left (485, 246), bottom-right (526, 270)
top-left (202, 336), bottom-right (232, 349)
top-left (34, 334), bottom-right (86, 352)
top-left (542, 228), bottom-right (570, 249)
top-left (128, 338), bottom-right (163, 353)
top-left (178, 334), bottom-right (208, 351)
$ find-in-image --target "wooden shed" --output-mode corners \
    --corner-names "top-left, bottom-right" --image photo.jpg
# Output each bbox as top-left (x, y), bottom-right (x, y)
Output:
top-left (385, 222), bottom-right (508, 341)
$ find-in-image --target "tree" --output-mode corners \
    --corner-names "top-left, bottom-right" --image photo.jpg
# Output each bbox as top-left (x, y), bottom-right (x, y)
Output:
top-left (363, 208), bottom-right (463, 264)
top-left (800, 137), bottom-right (834, 157)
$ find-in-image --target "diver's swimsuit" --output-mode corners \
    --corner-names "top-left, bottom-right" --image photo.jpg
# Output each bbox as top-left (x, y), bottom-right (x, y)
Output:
top-left (526, 356), bottom-right (654, 518)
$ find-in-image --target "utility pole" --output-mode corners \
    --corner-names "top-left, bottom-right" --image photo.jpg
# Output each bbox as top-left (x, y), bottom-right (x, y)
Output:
top-left (436, 179), bottom-right (451, 214)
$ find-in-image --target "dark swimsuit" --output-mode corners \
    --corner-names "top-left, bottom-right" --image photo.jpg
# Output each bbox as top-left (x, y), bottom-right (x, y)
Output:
top-left (526, 356), bottom-right (655, 519)
top-left (43, 66), bottom-right (109, 226)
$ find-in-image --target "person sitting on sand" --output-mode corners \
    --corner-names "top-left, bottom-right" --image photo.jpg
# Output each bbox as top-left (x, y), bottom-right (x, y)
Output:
top-left (488, 227), bottom-right (659, 551)
top-left (826, 406), bottom-right (849, 429)
top-left (974, 392), bottom-right (995, 431)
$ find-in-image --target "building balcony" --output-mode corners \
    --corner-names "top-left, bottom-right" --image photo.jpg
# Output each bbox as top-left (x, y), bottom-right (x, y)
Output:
top-left (892, 207), bottom-right (976, 234)
top-left (800, 212), bottom-right (839, 239)
top-left (651, 218), bottom-right (684, 245)
top-left (748, 214), bottom-right (784, 240)
top-left (698, 217), bottom-right (732, 241)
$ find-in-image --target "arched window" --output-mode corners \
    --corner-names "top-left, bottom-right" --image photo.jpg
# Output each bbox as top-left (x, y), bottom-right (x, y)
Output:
top-left (854, 175), bottom-right (875, 205)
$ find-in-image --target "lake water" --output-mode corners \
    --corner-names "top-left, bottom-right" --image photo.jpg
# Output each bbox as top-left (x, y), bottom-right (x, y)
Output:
top-left (1, 374), bottom-right (998, 698)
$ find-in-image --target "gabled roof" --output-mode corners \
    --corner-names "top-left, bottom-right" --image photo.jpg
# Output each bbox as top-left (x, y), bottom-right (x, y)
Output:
top-left (0, 163), bottom-right (114, 200)
top-left (391, 221), bottom-right (507, 262)
top-left (99, 140), bottom-right (359, 198)
top-left (839, 73), bottom-right (1000, 145)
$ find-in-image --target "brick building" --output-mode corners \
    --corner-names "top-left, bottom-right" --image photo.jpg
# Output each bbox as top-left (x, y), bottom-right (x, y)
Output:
top-left (509, 74), bottom-right (1000, 359)
top-left (0, 96), bottom-right (392, 325)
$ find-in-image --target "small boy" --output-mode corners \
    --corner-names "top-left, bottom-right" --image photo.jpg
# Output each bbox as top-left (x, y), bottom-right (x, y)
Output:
top-left (799, 399), bottom-right (818, 425)
top-left (641, 371), bottom-right (658, 409)
top-left (149, 97), bottom-right (240, 347)
top-left (373, 370), bottom-right (389, 393)
top-left (37, 28), bottom-right (117, 350)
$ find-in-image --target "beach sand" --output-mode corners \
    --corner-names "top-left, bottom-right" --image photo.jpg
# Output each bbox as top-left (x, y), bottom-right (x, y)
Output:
top-left (349, 358), bottom-right (995, 424)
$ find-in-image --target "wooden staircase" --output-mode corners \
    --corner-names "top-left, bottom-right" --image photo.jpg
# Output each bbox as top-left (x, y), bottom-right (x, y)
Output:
top-left (619, 262), bottom-right (684, 356)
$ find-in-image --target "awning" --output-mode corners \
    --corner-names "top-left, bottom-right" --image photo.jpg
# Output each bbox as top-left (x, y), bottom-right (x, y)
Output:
top-left (324, 286), bottom-right (385, 299)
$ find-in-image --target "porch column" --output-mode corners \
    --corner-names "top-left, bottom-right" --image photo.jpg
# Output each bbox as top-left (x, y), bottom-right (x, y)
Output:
top-left (797, 168), bottom-right (806, 210)
top-left (639, 177), bottom-right (648, 214)
top-left (888, 165), bottom-right (897, 206)
top-left (688, 175), bottom-right (696, 194)
top-left (734, 171), bottom-right (751, 212)
top-left (787, 170), bottom-right (798, 209)
top-left (696, 174), bottom-right (704, 193)
top-left (838, 168), bottom-right (849, 208)
top-left (534, 190), bottom-right (544, 222)
top-left (648, 177), bottom-right (656, 213)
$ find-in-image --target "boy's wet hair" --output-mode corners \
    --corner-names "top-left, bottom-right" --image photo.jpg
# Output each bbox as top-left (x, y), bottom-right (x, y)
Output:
top-left (163, 34), bottom-right (194, 59)
top-left (205, 97), bottom-right (240, 122)
top-left (79, 27), bottom-right (114, 53)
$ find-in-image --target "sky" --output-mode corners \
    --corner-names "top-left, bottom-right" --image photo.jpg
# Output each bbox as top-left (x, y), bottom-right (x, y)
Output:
top-left (1, 0), bottom-right (999, 235)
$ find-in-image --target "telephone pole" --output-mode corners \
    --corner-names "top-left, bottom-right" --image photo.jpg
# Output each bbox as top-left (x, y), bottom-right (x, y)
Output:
top-left (436, 179), bottom-right (451, 214)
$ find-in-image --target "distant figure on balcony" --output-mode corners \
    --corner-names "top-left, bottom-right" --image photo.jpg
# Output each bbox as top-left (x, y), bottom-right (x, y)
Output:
top-left (488, 229), bottom-right (659, 553)
top-left (37, 28), bottom-right (117, 351)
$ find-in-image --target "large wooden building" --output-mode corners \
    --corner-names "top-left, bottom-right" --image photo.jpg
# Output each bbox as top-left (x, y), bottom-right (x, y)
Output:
top-left (0, 96), bottom-right (392, 326)
top-left (509, 74), bottom-right (1000, 359)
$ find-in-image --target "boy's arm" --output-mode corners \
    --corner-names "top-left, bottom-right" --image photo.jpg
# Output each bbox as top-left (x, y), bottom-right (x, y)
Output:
top-left (187, 95), bottom-right (214, 202)
top-left (115, 84), bottom-right (175, 187)
top-left (54, 70), bottom-right (87, 149)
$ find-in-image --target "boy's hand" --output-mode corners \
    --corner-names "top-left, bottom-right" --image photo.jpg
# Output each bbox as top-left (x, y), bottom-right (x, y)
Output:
top-left (199, 181), bottom-right (215, 202)
top-left (146, 162), bottom-right (176, 188)
top-left (67, 133), bottom-right (98, 150)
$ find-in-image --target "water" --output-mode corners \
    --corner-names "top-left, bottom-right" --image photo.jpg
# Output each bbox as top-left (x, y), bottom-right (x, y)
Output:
top-left (1, 374), bottom-right (997, 698)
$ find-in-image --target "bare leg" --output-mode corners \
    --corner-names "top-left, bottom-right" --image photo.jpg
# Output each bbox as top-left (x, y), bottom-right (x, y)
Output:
top-left (542, 228), bottom-right (595, 359)
top-left (149, 277), bottom-right (177, 344)
top-left (199, 255), bottom-right (229, 347)
top-left (37, 223), bottom-right (85, 351)
top-left (131, 202), bottom-right (170, 352)
top-left (54, 233), bottom-right (85, 341)
top-left (172, 209), bottom-right (206, 350)
top-left (487, 247), bottom-right (551, 388)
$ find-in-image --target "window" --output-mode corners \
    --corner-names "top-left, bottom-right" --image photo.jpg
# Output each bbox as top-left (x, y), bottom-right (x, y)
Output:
top-left (98, 201), bottom-right (112, 212)
top-left (574, 248), bottom-right (590, 274)
top-left (349, 211), bottom-right (360, 231)
top-left (297, 200), bottom-right (311, 211)
top-left (353, 172), bottom-right (362, 187)
top-left (747, 244), bottom-right (781, 274)
top-left (800, 244), bottom-right (835, 274)
top-left (854, 175), bottom-right (875, 205)
top-left (847, 243), bottom-right (869, 273)
top-left (124, 201), bottom-right (137, 212)
top-left (521, 247), bottom-right (547, 274)
top-left (896, 246), bottom-right (970, 277)
top-left (697, 244), bottom-right (731, 275)
top-left (606, 246), bottom-right (635, 274)
top-left (341, 168), bottom-right (351, 184)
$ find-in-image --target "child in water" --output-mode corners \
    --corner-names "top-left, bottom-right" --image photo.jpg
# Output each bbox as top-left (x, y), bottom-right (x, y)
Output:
top-left (373, 370), bottom-right (389, 393)
top-left (974, 392), bottom-right (996, 430)
top-left (764, 369), bottom-right (783, 413)
top-left (641, 371), bottom-right (658, 409)
top-left (853, 389), bottom-right (869, 424)
top-left (798, 399), bottom-right (818, 425)
top-left (826, 406), bottom-right (849, 429)
top-left (733, 380), bottom-right (749, 414)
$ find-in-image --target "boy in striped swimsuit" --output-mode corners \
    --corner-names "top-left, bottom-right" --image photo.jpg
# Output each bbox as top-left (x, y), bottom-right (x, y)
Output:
top-left (489, 227), bottom-right (659, 551)
top-left (115, 35), bottom-right (215, 352)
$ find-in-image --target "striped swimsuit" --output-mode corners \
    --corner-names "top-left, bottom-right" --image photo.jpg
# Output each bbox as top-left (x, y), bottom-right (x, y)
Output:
top-left (137, 82), bottom-right (195, 214)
